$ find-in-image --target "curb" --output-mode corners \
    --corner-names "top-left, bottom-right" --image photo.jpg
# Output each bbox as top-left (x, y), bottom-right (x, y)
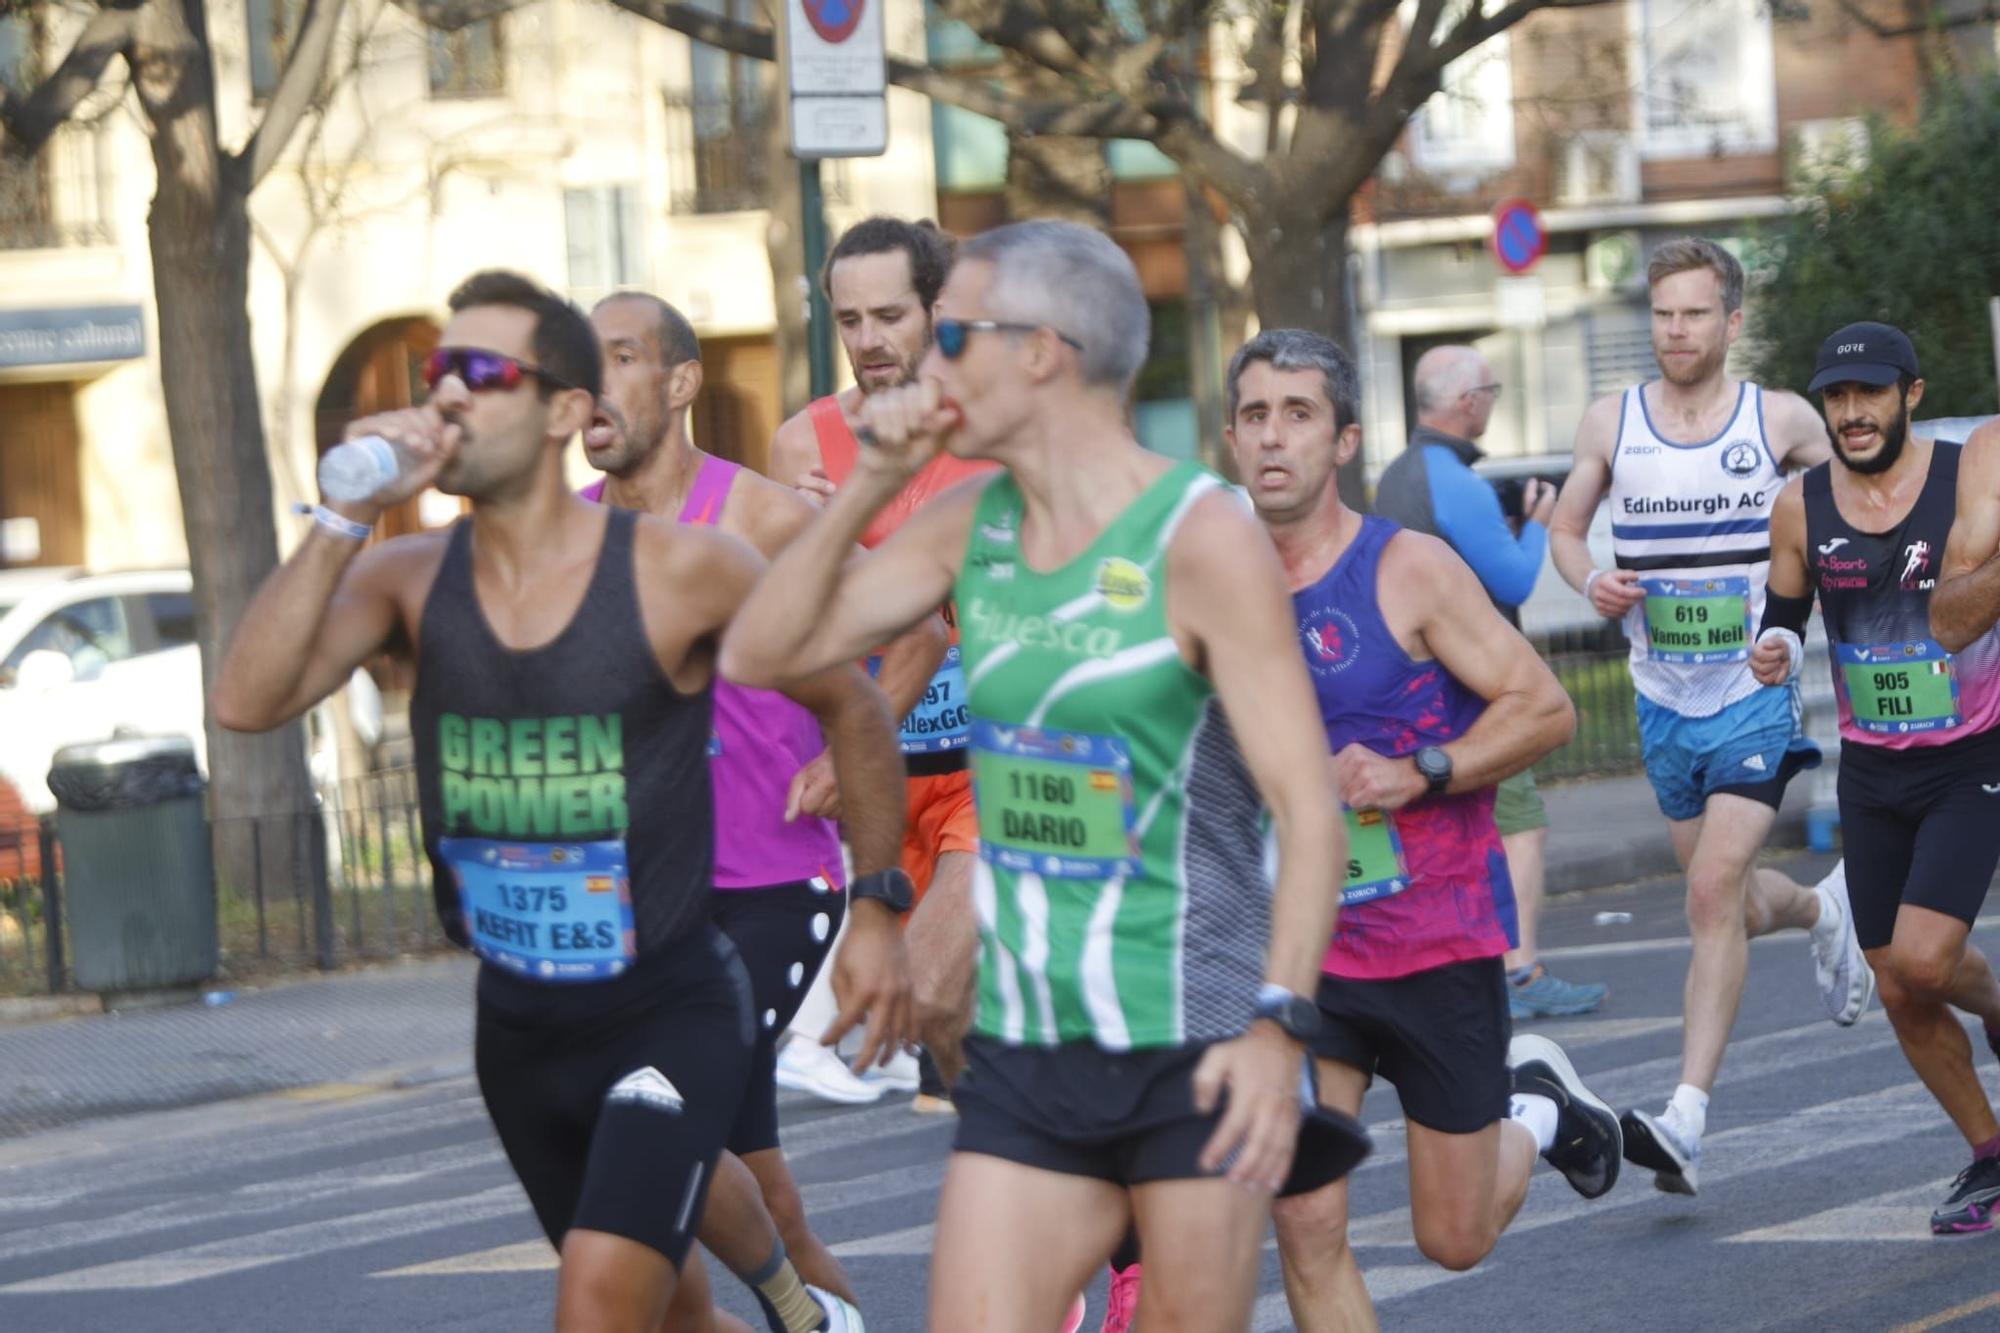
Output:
top-left (0, 993), bottom-right (103, 1024)
top-left (1545, 807), bottom-right (1809, 897)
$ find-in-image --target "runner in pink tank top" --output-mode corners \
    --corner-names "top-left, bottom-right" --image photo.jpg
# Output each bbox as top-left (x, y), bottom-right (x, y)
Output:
top-left (587, 460), bottom-right (843, 890)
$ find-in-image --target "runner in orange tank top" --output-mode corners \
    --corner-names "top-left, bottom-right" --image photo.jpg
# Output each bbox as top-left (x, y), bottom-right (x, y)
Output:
top-left (771, 217), bottom-right (990, 1114)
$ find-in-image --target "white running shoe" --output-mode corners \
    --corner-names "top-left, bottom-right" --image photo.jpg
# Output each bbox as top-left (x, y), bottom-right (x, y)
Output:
top-left (809, 1285), bottom-right (865, 1333)
top-left (1809, 861), bottom-right (1873, 1026)
top-left (1619, 1104), bottom-right (1700, 1196)
top-left (775, 1038), bottom-right (884, 1106)
top-left (860, 1047), bottom-right (922, 1094)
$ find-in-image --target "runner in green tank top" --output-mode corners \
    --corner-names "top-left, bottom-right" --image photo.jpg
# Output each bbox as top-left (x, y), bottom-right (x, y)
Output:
top-left (723, 220), bottom-right (1354, 1332)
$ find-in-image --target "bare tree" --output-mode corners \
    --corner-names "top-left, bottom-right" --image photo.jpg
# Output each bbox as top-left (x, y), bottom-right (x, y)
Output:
top-left (1, 0), bottom-right (349, 929)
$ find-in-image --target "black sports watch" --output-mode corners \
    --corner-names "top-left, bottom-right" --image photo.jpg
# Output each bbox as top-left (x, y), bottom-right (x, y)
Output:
top-left (849, 867), bottom-right (915, 914)
top-left (1252, 983), bottom-right (1323, 1045)
top-left (1413, 745), bottom-right (1453, 797)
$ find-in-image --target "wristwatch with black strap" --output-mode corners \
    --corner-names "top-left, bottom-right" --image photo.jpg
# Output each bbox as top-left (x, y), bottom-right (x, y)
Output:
top-left (1413, 744), bottom-right (1453, 798)
top-left (1252, 982), bottom-right (1323, 1045)
top-left (848, 866), bottom-right (915, 914)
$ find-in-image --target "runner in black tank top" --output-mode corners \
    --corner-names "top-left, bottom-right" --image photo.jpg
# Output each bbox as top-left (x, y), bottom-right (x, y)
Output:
top-left (212, 271), bottom-right (907, 1333)
top-left (1755, 322), bottom-right (2000, 1237)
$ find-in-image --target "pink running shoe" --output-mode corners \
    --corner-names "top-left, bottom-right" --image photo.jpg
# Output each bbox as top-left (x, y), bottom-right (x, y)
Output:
top-left (1099, 1263), bottom-right (1141, 1333)
top-left (1060, 1293), bottom-right (1087, 1333)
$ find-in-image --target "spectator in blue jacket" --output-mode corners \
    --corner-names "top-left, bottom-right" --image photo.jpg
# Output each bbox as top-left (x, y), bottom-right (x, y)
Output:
top-left (1373, 344), bottom-right (1608, 1021)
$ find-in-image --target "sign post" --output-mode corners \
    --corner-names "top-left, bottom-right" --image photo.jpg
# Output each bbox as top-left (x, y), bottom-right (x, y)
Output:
top-left (783, 0), bottom-right (887, 398)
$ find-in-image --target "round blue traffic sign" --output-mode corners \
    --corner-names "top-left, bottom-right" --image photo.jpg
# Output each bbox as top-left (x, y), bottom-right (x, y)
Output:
top-left (1490, 198), bottom-right (1546, 275)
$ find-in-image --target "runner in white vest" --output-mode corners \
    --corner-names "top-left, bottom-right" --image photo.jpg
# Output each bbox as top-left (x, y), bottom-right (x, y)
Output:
top-left (1547, 237), bottom-right (1871, 1198)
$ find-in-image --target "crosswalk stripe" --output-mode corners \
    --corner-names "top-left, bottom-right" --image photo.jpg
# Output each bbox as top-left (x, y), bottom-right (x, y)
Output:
top-left (1723, 1177), bottom-right (1955, 1243)
top-left (0, 1140), bottom-right (501, 1263)
top-left (0, 1185), bottom-right (527, 1293)
top-left (1345, 1077), bottom-right (1969, 1249)
top-left (831, 1222), bottom-right (935, 1258)
top-left (1249, 1262), bottom-right (1478, 1329)
top-left (378, 1240), bottom-right (557, 1277)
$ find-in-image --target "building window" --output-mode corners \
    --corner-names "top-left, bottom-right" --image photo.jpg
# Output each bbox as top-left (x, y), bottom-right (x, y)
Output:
top-left (678, 0), bottom-right (770, 212)
top-left (245, 0), bottom-right (303, 100)
top-left (565, 186), bottom-right (645, 294)
top-left (1135, 301), bottom-right (1200, 460)
top-left (1407, 2), bottom-right (1515, 173)
top-left (1634, 0), bottom-right (1776, 158)
top-left (430, 19), bottom-right (505, 99)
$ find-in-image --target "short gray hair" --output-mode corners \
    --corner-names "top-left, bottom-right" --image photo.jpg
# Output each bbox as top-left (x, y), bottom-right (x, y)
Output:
top-left (1411, 345), bottom-right (1486, 413)
top-left (956, 220), bottom-right (1150, 392)
top-left (1225, 329), bottom-right (1360, 430)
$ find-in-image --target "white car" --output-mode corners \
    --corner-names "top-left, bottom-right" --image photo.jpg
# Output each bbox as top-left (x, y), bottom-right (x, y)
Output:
top-left (0, 568), bottom-right (207, 814)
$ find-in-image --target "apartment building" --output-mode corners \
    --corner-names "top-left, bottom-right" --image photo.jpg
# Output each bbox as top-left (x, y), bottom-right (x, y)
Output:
top-left (0, 0), bottom-right (938, 570)
top-left (923, 1), bottom-right (1990, 477)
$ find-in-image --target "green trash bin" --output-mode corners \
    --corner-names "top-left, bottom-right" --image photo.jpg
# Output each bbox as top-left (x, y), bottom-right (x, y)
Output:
top-left (48, 737), bottom-right (217, 993)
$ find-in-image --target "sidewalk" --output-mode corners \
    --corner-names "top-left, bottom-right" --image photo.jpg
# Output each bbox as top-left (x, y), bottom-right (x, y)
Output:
top-left (0, 954), bottom-right (476, 1139)
top-left (0, 771), bottom-right (1822, 1141)
top-left (1541, 770), bottom-right (1814, 897)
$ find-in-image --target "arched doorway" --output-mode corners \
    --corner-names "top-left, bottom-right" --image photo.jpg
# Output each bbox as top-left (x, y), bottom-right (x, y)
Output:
top-left (314, 316), bottom-right (454, 541)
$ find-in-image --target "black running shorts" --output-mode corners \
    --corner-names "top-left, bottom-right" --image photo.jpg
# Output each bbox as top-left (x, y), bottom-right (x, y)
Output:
top-left (710, 879), bottom-right (844, 1155)
top-left (1308, 956), bottom-right (1512, 1136)
top-left (473, 924), bottom-right (756, 1267)
top-left (1837, 731), bottom-right (2000, 952)
top-left (953, 1035), bottom-right (1369, 1193)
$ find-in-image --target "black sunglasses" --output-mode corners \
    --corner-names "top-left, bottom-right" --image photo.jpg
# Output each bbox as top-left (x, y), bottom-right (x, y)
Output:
top-left (935, 318), bottom-right (1085, 360)
top-left (423, 346), bottom-right (581, 394)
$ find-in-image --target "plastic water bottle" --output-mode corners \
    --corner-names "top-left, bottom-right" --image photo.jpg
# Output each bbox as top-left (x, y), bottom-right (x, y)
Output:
top-left (317, 434), bottom-right (414, 504)
top-left (1592, 911), bottom-right (1634, 926)
top-left (202, 989), bottom-right (237, 1007)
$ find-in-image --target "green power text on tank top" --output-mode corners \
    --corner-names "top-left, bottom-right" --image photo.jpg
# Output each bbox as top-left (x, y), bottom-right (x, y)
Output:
top-left (956, 463), bottom-right (1272, 1052)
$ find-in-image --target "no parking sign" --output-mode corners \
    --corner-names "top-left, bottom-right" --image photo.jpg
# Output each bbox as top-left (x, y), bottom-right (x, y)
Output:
top-left (1490, 198), bottom-right (1546, 275)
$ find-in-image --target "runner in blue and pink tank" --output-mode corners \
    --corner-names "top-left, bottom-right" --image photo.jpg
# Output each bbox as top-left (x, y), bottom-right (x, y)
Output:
top-left (1226, 330), bottom-right (1622, 1332)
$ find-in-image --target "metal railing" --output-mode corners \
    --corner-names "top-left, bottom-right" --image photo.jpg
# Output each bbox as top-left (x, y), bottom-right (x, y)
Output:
top-left (0, 766), bottom-right (451, 997)
top-left (660, 89), bottom-right (851, 216)
top-left (0, 124), bottom-right (115, 251)
top-left (1532, 624), bottom-right (1643, 781)
top-left (0, 631), bottom-right (1654, 997)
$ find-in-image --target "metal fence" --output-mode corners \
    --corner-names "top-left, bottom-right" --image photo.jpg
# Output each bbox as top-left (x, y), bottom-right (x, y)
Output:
top-left (0, 633), bottom-right (1651, 997)
top-left (1531, 624), bottom-right (1643, 781)
top-left (0, 766), bottom-right (451, 997)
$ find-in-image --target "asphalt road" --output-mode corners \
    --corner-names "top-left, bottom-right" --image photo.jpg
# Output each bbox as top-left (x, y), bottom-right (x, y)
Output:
top-left (2, 853), bottom-right (1999, 1332)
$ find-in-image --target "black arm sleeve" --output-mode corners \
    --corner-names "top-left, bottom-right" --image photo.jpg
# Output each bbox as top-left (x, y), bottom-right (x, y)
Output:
top-left (1759, 588), bottom-right (1813, 637)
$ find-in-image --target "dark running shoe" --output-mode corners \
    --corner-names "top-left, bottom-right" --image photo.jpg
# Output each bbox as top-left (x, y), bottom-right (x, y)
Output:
top-left (1507, 1033), bottom-right (1621, 1199)
top-left (1620, 1106), bottom-right (1699, 1196)
top-left (1932, 1155), bottom-right (2000, 1235)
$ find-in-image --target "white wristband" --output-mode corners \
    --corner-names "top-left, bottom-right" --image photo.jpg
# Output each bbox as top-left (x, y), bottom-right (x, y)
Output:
top-left (1583, 569), bottom-right (1606, 601)
top-left (310, 503), bottom-right (372, 542)
top-left (1755, 627), bottom-right (1804, 680)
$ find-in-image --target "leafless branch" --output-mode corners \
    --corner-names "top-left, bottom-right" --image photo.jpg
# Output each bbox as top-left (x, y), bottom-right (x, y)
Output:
top-left (1833, 0), bottom-right (2000, 37)
top-left (0, 2), bottom-right (139, 157)
top-left (241, 0), bottom-right (353, 187)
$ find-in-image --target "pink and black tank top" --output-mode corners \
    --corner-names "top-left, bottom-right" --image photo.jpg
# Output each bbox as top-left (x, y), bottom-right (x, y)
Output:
top-left (584, 459), bottom-right (844, 889)
top-left (1293, 516), bottom-right (1515, 981)
top-left (1804, 443), bottom-right (2000, 751)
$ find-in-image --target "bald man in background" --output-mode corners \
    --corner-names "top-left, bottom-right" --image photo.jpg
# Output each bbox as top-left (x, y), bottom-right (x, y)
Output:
top-left (1373, 344), bottom-right (1609, 1020)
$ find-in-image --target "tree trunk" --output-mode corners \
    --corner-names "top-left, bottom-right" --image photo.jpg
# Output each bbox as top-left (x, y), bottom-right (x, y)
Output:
top-left (1003, 132), bottom-right (1110, 227)
top-left (1182, 181), bottom-right (1230, 477)
top-left (137, 0), bottom-right (327, 953)
top-left (764, 65), bottom-right (811, 421)
top-left (1240, 204), bottom-right (1368, 508)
